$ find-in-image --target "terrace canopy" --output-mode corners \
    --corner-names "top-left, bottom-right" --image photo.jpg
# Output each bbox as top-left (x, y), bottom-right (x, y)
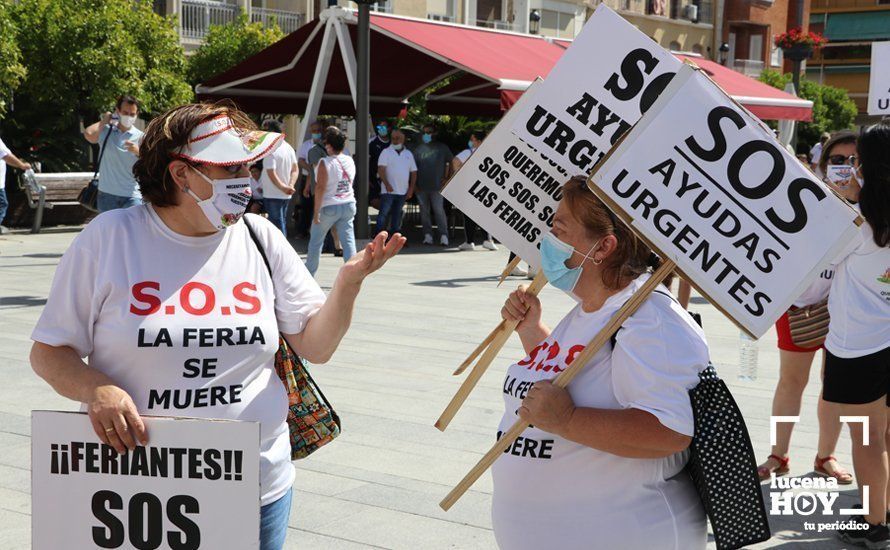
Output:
top-left (196, 7), bottom-right (813, 129)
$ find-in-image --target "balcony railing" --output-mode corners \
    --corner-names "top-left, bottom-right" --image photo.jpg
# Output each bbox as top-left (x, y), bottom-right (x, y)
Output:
top-left (475, 18), bottom-right (518, 31)
top-left (696, 1), bottom-right (713, 23)
top-left (602, 0), bottom-right (647, 14)
top-left (812, 0), bottom-right (888, 10)
top-left (598, 0), bottom-right (712, 22)
top-left (733, 59), bottom-right (765, 77)
top-left (428, 13), bottom-right (457, 22)
top-left (250, 7), bottom-right (305, 34)
top-left (181, 0), bottom-right (238, 40)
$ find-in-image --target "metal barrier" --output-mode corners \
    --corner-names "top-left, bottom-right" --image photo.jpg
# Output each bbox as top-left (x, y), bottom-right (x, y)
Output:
top-left (250, 7), bottom-right (306, 34)
top-left (475, 18), bottom-right (517, 31)
top-left (180, 0), bottom-right (238, 40)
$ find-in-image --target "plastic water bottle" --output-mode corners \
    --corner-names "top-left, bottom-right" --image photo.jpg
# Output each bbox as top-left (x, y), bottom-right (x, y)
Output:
top-left (738, 331), bottom-right (759, 381)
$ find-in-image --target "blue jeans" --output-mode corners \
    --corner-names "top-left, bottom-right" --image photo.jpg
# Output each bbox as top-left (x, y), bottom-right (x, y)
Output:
top-left (260, 487), bottom-right (292, 550)
top-left (264, 198), bottom-right (291, 235)
top-left (377, 193), bottom-right (406, 235)
top-left (305, 202), bottom-right (357, 276)
top-left (97, 190), bottom-right (141, 213)
top-left (0, 188), bottom-right (7, 226)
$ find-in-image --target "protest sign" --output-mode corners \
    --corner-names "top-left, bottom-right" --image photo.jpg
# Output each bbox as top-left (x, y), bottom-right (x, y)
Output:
top-left (442, 79), bottom-right (566, 271)
top-left (510, 4), bottom-right (681, 176)
top-left (439, 62), bottom-right (862, 513)
top-left (589, 63), bottom-right (862, 337)
top-left (32, 411), bottom-right (260, 550)
top-left (868, 41), bottom-right (890, 115)
top-left (436, 81), bottom-right (561, 431)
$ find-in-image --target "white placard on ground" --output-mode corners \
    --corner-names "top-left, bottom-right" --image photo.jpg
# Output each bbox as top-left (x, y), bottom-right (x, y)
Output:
top-left (589, 64), bottom-right (861, 337)
top-left (442, 80), bottom-right (567, 269)
top-left (32, 411), bottom-right (260, 550)
top-left (868, 41), bottom-right (890, 115)
top-left (510, 4), bottom-right (681, 176)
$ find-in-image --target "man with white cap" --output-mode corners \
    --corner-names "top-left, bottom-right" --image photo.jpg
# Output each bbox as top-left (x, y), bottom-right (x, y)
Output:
top-left (83, 94), bottom-right (144, 212)
top-left (30, 102), bottom-right (406, 550)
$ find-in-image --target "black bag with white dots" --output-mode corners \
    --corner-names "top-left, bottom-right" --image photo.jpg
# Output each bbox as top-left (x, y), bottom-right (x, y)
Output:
top-left (611, 290), bottom-right (771, 549)
top-left (686, 364), bottom-right (771, 550)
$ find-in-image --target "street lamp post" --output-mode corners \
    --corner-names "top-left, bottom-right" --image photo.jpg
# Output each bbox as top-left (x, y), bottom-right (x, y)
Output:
top-left (719, 42), bottom-right (730, 66)
top-left (529, 10), bottom-right (541, 35)
top-left (354, 0), bottom-right (374, 240)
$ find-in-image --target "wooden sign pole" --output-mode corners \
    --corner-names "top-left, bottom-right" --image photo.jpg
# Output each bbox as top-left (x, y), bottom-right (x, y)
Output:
top-left (439, 259), bottom-right (676, 510)
top-left (453, 257), bottom-right (530, 377)
top-left (452, 320), bottom-right (505, 376)
top-left (436, 271), bottom-right (549, 431)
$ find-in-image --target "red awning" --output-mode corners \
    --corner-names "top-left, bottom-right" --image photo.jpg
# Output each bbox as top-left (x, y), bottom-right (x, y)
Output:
top-left (371, 16), bottom-right (569, 84)
top-left (675, 55), bottom-right (812, 122)
top-left (492, 54), bottom-right (813, 121)
top-left (197, 10), bottom-right (811, 121)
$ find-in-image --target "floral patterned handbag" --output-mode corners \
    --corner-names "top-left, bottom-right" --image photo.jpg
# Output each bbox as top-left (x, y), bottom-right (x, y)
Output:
top-left (244, 218), bottom-right (341, 460)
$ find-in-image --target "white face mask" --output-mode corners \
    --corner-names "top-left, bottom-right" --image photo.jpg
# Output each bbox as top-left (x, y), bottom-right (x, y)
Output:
top-left (825, 164), bottom-right (854, 186)
top-left (187, 168), bottom-right (252, 230)
top-left (118, 114), bottom-right (137, 128)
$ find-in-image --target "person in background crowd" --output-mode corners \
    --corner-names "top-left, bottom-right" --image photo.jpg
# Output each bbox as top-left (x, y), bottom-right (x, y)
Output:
top-left (301, 124), bottom-right (342, 256)
top-left (376, 129), bottom-right (416, 238)
top-left (247, 163), bottom-right (264, 215)
top-left (368, 119), bottom-right (392, 211)
top-left (0, 135), bottom-right (32, 232)
top-left (259, 120), bottom-right (298, 235)
top-left (296, 120), bottom-right (324, 237)
top-left (817, 122), bottom-right (890, 547)
top-left (29, 102), bottom-right (405, 550)
top-left (413, 123), bottom-right (453, 246)
top-left (83, 95), bottom-right (143, 213)
top-left (305, 126), bottom-right (357, 276)
top-left (453, 130), bottom-right (497, 251)
top-left (755, 131), bottom-right (858, 486)
top-left (810, 132), bottom-right (831, 176)
top-left (493, 176), bottom-right (707, 549)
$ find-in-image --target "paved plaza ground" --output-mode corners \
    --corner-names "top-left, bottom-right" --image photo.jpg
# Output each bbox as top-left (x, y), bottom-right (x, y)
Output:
top-left (0, 222), bottom-right (864, 549)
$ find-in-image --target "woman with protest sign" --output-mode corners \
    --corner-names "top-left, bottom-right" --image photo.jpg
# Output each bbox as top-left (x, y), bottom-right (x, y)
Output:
top-left (756, 131), bottom-right (859, 484)
top-left (493, 176), bottom-right (707, 549)
top-left (29, 101), bottom-right (405, 550)
top-left (818, 121), bottom-right (890, 546)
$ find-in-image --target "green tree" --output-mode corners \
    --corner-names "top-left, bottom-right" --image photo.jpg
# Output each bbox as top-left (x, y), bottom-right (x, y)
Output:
top-left (759, 69), bottom-right (858, 148)
top-left (188, 14), bottom-right (285, 86)
top-left (403, 75), bottom-right (499, 153)
top-left (0, 0), bottom-right (26, 119)
top-left (2, 0), bottom-right (192, 171)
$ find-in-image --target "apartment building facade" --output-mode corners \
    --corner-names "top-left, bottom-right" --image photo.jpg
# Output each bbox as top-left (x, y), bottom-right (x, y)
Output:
top-left (719, 0), bottom-right (809, 79)
top-left (153, 0), bottom-right (725, 53)
top-left (152, 0), bottom-right (311, 50)
top-left (807, 0), bottom-right (890, 123)
top-left (597, 0), bottom-right (716, 57)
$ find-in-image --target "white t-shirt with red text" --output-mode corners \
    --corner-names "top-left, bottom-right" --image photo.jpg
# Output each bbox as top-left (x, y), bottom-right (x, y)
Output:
top-left (316, 153), bottom-right (356, 208)
top-left (32, 206), bottom-right (326, 505)
top-left (491, 275), bottom-right (708, 550)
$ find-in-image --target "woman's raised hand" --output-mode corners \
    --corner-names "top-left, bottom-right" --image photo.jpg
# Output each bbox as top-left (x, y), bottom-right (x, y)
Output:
top-left (339, 231), bottom-right (406, 286)
top-left (501, 284), bottom-right (542, 334)
top-left (88, 384), bottom-right (148, 454)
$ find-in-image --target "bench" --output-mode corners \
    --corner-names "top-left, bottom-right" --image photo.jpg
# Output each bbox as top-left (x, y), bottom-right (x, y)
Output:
top-left (18, 171), bottom-right (92, 233)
